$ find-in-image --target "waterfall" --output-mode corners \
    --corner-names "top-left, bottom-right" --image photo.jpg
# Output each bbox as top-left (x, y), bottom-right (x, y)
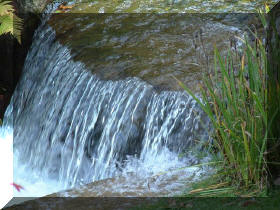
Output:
top-left (5, 13), bottom-right (211, 197)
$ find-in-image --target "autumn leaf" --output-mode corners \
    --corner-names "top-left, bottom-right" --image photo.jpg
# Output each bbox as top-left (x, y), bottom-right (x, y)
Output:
top-left (11, 182), bottom-right (24, 192)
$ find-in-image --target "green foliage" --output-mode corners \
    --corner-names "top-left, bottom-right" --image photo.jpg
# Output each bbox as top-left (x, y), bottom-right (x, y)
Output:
top-left (174, 26), bottom-right (277, 195)
top-left (0, 0), bottom-right (23, 43)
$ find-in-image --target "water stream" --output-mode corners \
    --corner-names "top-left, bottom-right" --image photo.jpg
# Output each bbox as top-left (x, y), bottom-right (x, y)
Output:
top-left (5, 17), bottom-right (211, 199)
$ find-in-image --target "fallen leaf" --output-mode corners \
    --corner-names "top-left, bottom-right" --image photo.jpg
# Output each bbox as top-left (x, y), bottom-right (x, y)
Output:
top-left (11, 182), bottom-right (24, 192)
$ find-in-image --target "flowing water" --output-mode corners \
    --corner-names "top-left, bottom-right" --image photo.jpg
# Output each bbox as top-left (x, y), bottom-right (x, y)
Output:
top-left (7, 17), bottom-right (212, 199)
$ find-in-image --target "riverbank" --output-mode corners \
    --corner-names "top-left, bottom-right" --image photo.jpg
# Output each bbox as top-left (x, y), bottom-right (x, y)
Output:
top-left (5, 185), bottom-right (280, 210)
top-left (133, 187), bottom-right (280, 210)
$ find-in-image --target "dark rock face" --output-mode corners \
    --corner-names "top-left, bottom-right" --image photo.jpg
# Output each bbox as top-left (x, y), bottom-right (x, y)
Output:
top-left (267, 3), bottom-right (280, 79)
top-left (267, 2), bottom-right (280, 180)
top-left (15, 0), bottom-right (51, 13)
top-left (0, 35), bottom-right (19, 119)
top-left (0, 2), bottom-right (43, 119)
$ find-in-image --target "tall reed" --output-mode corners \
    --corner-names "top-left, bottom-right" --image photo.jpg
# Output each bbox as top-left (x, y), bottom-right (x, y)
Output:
top-left (175, 27), bottom-right (276, 194)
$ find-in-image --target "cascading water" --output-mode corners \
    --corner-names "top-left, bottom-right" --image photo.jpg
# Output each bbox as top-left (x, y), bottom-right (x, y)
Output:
top-left (4, 7), bottom-right (212, 198)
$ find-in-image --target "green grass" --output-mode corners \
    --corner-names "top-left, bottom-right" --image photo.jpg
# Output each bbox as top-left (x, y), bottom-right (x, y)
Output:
top-left (175, 37), bottom-right (270, 195)
top-left (172, 11), bottom-right (280, 196)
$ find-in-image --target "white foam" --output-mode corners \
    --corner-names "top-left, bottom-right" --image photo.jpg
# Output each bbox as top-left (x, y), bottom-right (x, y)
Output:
top-left (0, 126), bottom-right (13, 208)
top-left (13, 150), bottom-right (65, 197)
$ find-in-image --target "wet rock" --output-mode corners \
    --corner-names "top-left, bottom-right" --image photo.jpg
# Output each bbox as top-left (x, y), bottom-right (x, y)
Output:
top-left (48, 13), bottom-right (249, 92)
top-left (15, 0), bottom-right (52, 14)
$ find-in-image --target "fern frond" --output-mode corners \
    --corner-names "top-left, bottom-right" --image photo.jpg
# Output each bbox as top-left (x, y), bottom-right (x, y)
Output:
top-left (12, 14), bottom-right (23, 43)
top-left (0, 0), bottom-right (23, 43)
top-left (0, 0), bottom-right (14, 16)
top-left (0, 14), bottom-right (13, 34)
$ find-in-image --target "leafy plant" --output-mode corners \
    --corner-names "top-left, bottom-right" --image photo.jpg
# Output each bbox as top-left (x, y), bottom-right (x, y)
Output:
top-left (0, 0), bottom-right (23, 43)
